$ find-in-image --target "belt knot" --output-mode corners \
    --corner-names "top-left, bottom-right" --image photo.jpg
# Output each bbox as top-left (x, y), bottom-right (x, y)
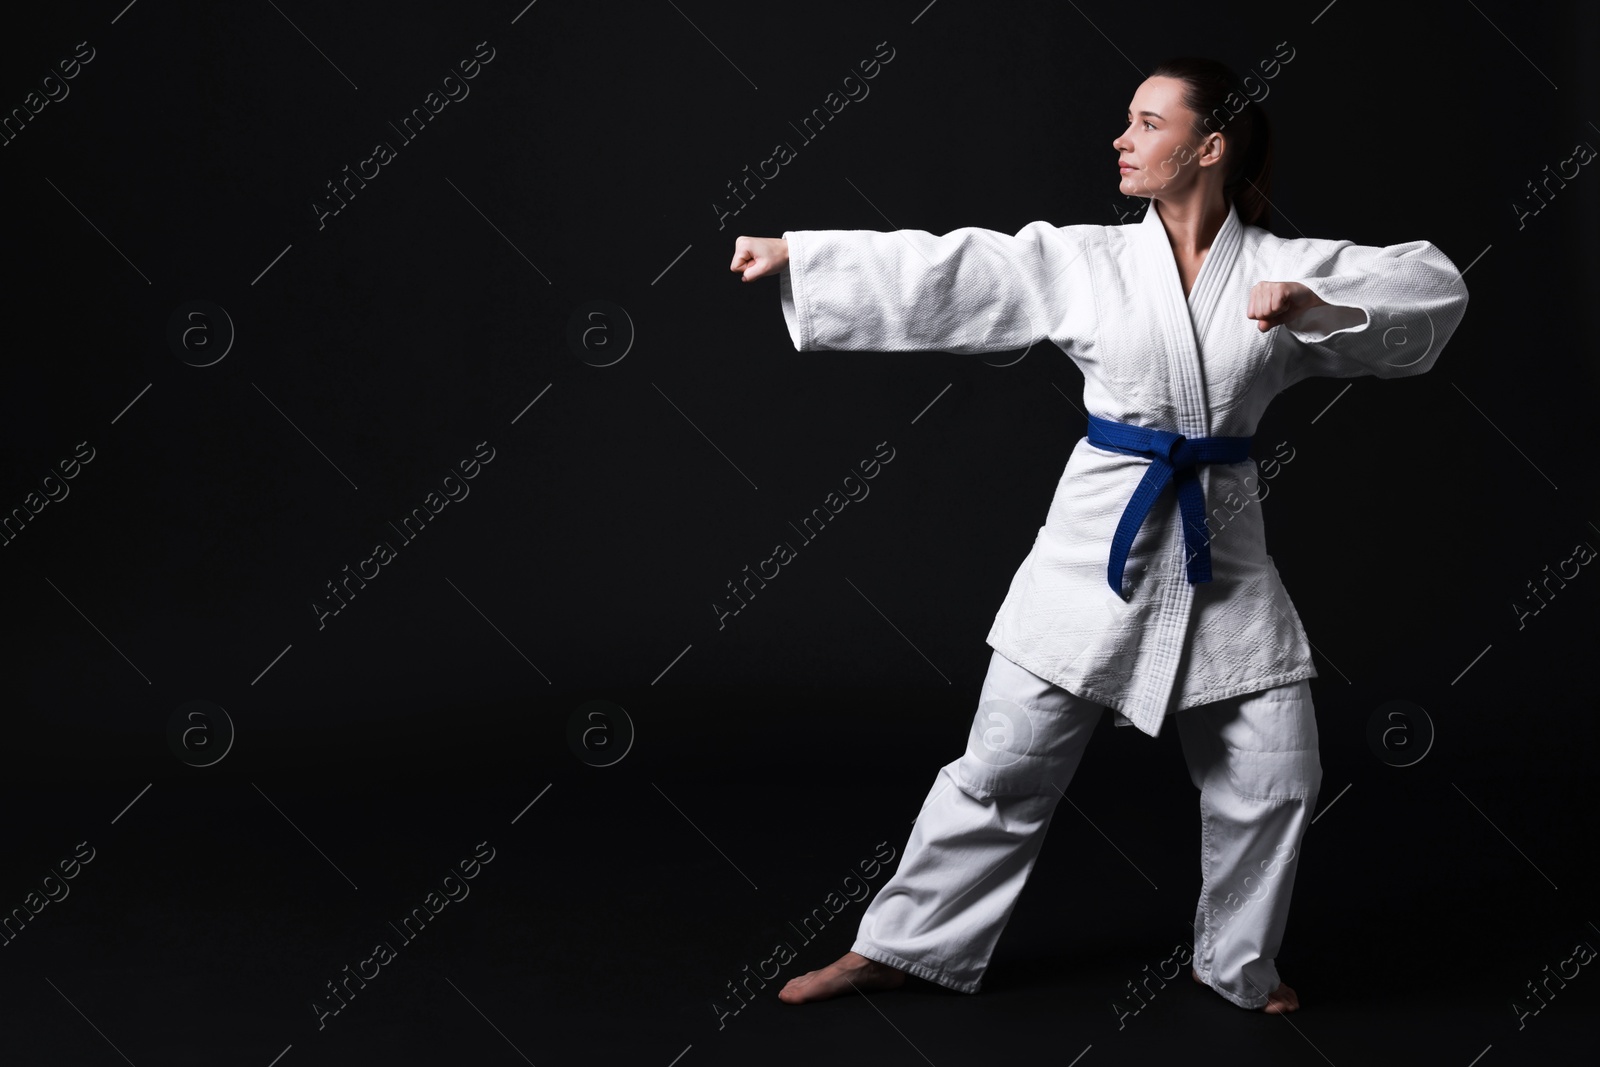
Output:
top-left (1084, 414), bottom-right (1254, 598)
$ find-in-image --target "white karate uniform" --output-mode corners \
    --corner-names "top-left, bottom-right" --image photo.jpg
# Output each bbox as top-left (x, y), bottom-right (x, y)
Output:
top-left (851, 646), bottom-right (1322, 1009)
top-left (778, 199), bottom-right (1470, 736)
top-left (774, 198), bottom-right (1469, 1007)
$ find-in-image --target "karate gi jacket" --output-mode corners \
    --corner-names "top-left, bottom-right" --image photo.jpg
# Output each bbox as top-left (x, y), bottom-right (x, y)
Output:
top-left (777, 198), bottom-right (1470, 737)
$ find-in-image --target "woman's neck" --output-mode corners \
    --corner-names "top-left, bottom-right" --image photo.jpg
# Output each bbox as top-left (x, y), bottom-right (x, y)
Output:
top-left (1152, 195), bottom-right (1229, 258)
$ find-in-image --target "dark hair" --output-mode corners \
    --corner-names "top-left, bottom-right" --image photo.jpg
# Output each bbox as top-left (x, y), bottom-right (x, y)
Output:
top-left (1147, 56), bottom-right (1274, 229)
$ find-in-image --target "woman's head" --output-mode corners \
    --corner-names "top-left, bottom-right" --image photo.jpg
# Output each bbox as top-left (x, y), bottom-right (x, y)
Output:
top-left (1112, 57), bottom-right (1273, 228)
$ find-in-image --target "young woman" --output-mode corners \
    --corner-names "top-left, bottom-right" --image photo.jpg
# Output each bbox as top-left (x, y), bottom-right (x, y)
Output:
top-left (728, 56), bottom-right (1468, 1014)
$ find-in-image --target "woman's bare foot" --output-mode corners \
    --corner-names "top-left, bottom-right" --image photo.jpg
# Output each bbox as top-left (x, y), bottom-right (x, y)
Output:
top-left (1191, 966), bottom-right (1300, 1013)
top-left (778, 951), bottom-right (908, 1004)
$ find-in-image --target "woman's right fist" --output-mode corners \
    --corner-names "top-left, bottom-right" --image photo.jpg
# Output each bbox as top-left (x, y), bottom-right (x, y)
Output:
top-left (730, 236), bottom-right (788, 282)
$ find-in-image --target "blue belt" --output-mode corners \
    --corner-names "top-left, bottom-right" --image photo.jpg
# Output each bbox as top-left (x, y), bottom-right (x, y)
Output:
top-left (1085, 414), bottom-right (1253, 597)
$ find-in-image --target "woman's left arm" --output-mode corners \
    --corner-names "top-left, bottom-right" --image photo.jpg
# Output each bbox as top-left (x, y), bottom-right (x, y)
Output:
top-left (1258, 235), bottom-right (1471, 388)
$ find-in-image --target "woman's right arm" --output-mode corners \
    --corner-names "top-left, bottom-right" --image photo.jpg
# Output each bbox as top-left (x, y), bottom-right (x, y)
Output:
top-left (732, 222), bottom-right (1094, 355)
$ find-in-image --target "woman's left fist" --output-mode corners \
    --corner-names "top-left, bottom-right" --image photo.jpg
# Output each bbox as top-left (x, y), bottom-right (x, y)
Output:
top-left (1247, 281), bottom-right (1326, 332)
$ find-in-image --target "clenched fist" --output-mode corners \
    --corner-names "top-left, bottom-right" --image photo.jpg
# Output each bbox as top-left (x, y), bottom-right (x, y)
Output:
top-left (1246, 281), bottom-right (1328, 332)
top-left (730, 236), bottom-right (789, 282)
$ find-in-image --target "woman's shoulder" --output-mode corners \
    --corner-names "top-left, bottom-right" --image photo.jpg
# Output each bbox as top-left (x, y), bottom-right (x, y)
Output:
top-left (1240, 224), bottom-right (1364, 275)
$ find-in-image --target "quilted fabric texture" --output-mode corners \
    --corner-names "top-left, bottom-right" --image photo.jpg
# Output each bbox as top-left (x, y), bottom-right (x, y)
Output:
top-left (778, 200), bottom-right (1469, 736)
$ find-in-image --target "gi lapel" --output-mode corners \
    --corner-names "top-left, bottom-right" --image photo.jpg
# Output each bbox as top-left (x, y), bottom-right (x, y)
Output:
top-left (1187, 202), bottom-right (1244, 367)
top-left (1119, 199), bottom-right (1243, 739)
top-left (1138, 199), bottom-right (1243, 438)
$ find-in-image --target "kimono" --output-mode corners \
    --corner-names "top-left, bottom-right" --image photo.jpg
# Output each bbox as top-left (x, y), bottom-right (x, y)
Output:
top-left (777, 198), bottom-right (1470, 737)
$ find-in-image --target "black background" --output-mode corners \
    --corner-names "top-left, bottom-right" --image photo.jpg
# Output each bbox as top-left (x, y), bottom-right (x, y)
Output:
top-left (1, 1), bottom-right (1595, 1063)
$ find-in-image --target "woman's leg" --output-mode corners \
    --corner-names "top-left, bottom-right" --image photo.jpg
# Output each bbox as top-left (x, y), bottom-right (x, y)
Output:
top-left (848, 648), bottom-right (1104, 993)
top-left (1176, 680), bottom-right (1322, 1010)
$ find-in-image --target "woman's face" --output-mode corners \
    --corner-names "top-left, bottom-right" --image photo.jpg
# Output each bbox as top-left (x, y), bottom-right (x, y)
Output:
top-left (1113, 76), bottom-right (1212, 198)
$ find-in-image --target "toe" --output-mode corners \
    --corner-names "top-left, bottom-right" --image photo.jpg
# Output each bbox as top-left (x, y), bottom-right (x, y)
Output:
top-left (1262, 983), bottom-right (1299, 1013)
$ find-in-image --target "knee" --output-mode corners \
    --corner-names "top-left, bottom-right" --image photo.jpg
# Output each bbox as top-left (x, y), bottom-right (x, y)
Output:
top-left (1225, 747), bottom-right (1322, 803)
top-left (954, 696), bottom-right (1065, 800)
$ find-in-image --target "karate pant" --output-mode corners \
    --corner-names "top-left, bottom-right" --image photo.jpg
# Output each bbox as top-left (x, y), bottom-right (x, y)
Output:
top-left (851, 648), bottom-right (1322, 1010)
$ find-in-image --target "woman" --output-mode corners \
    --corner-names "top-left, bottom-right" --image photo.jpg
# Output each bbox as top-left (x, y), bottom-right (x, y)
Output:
top-left (727, 57), bottom-right (1468, 1014)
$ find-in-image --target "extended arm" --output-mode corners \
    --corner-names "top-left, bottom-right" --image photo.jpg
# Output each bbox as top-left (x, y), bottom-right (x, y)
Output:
top-left (750, 220), bottom-right (1092, 355)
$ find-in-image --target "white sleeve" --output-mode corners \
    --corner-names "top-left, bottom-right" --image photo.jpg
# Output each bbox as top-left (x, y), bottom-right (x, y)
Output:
top-left (1269, 235), bottom-right (1470, 389)
top-left (777, 220), bottom-right (1093, 354)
